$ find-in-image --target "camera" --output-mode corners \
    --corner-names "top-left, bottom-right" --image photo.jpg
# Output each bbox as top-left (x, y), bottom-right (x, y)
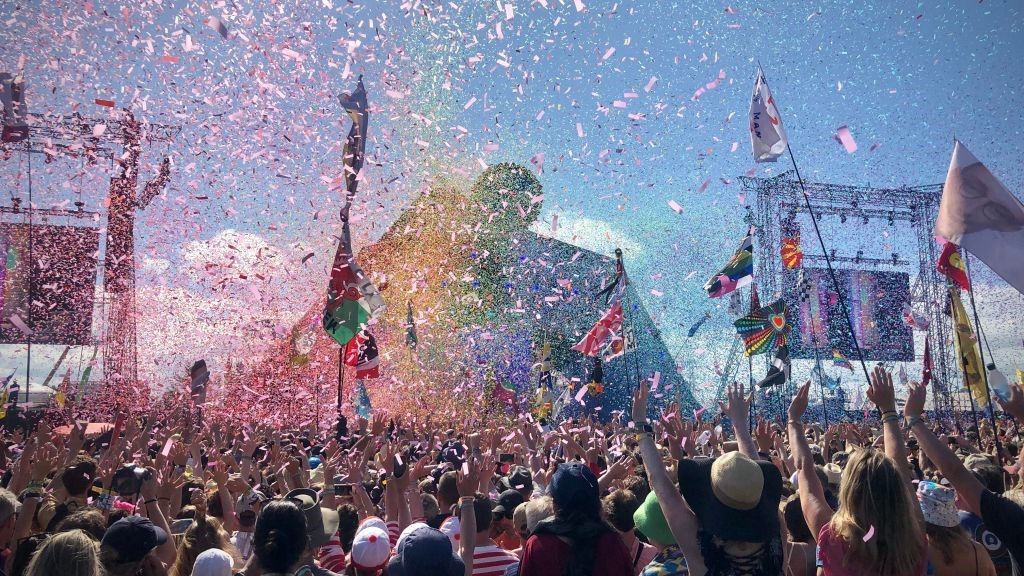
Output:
top-left (112, 465), bottom-right (153, 496)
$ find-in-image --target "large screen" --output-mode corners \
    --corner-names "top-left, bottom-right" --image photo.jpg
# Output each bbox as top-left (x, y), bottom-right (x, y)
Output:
top-left (786, 267), bottom-right (914, 362)
top-left (0, 223), bottom-right (100, 345)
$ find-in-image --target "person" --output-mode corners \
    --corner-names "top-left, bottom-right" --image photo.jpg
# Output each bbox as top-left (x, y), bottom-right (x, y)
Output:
top-left (632, 491), bottom-right (686, 576)
top-left (491, 490), bottom-right (525, 551)
top-left (904, 379), bottom-right (1024, 575)
top-left (191, 548), bottom-right (234, 576)
top-left (99, 515), bottom-right (171, 576)
top-left (251, 499), bottom-right (309, 576)
top-left (168, 516), bottom-right (239, 576)
top-left (510, 503), bottom-right (529, 557)
top-left (348, 525), bottom-right (391, 576)
top-left (23, 529), bottom-right (102, 576)
top-left (55, 509), bottom-right (108, 541)
top-left (789, 367), bottom-right (926, 576)
top-left (230, 489), bottom-right (266, 563)
top-left (601, 490), bottom-right (657, 575)
top-left (465, 493), bottom-right (518, 576)
top-left (37, 455), bottom-right (96, 531)
top-left (286, 488), bottom-right (342, 576)
top-left (499, 467), bottom-right (534, 501)
top-left (430, 471), bottom-right (460, 529)
top-left (917, 481), bottom-right (995, 576)
top-left (631, 381), bottom-right (784, 575)
top-left (780, 496), bottom-right (815, 576)
top-left (519, 462), bottom-right (633, 576)
top-left (0, 488), bottom-right (20, 555)
top-left (387, 524), bottom-right (466, 576)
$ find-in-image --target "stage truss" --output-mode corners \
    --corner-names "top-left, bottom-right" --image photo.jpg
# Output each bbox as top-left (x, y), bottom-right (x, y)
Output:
top-left (743, 171), bottom-right (959, 415)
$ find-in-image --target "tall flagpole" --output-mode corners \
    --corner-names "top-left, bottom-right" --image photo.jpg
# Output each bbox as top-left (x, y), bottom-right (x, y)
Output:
top-left (962, 254), bottom-right (1004, 465)
top-left (758, 64), bottom-right (873, 391)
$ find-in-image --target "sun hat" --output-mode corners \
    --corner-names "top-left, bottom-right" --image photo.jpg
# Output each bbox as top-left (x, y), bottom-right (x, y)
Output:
top-left (633, 491), bottom-right (675, 547)
top-left (917, 481), bottom-right (960, 528)
top-left (499, 466), bottom-right (534, 492)
top-left (351, 526), bottom-right (392, 571)
top-left (285, 487), bottom-right (341, 549)
top-left (823, 463), bottom-right (842, 487)
top-left (387, 524), bottom-right (465, 576)
top-left (677, 452), bottom-right (782, 542)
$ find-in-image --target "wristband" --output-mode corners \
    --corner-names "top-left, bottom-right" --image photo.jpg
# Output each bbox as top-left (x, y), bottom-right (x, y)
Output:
top-left (905, 415), bottom-right (925, 430)
top-left (144, 499), bottom-right (158, 505)
top-left (881, 410), bottom-right (898, 419)
top-left (881, 413), bottom-right (900, 424)
top-left (787, 419), bottom-right (803, 426)
top-left (458, 496), bottom-right (474, 506)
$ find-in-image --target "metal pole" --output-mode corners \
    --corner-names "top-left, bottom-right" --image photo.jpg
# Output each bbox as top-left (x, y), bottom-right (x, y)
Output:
top-left (748, 355), bottom-right (754, 430)
top-left (25, 150), bottom-right (33, 405)
top-left (757, 64), bottom-right (873, 389)
top-left (337, 348), bottom-right (345, 413)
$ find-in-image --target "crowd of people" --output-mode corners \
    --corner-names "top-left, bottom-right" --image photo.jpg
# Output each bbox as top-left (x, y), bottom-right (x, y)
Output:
top-left (0, 365), bottom-right (1021, 576)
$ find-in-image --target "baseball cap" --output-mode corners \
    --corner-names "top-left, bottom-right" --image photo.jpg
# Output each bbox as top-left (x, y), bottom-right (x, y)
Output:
top-left (192, 548), bottom-right (233, 576)
top-left (387, 525), bottom-right (464, 576)
top-left (492, 490), bottom-right (525, 517)
top-left (351, 526), bottom-right (391, 571)
top-left (101, 516), bottom-right (168, 563)
top-left (500, 466), bottom-right (534, 492)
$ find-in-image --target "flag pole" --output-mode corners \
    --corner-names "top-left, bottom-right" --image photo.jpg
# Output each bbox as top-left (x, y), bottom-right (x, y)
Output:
top-left (748, 355), bottom-right (754, 431)
top-left (962, 254), bottom-right (1004, 465)
top-left (813, 346), bottom-right (831, 429)
top-left (337, 348), bottom-right (345, 414)
top-left (757, 63), bottom-right (873, 390)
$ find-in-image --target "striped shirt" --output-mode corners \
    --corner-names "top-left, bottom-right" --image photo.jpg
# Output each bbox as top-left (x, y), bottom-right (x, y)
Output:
top-left (317, 530), bottom-right (347, 573)
top-left (387, 521), bottom-right (401, 547)
top-left (473, 544), bottom-right (520, 576)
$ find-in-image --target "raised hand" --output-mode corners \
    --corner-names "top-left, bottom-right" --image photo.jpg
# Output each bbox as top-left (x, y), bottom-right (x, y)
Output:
top-left (904, 380), bottom-right (927, 419)
top-left (755, 418), bottom-right (773, 452)
top-left (867, 364), bottom-right (897, 413)
top-left (789, 381), bottom-right (811, 422)
top-left (997, 382), bottom-right (1024, 421)
top-left (719, 381), bottom-right (751, 432)
top-left (631, 380), bottom-right (650, 423)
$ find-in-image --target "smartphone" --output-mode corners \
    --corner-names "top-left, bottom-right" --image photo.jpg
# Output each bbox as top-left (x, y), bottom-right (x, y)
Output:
top-left (334, 484), bottom-right (353, 497)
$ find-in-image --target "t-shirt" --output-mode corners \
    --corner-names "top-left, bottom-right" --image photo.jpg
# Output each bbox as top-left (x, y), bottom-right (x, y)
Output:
top-left (961, 510), bottom-right (1014, 576)
top-left (473, 544), bottom-right (520, 576)
top-left (640, 545), bottom-right (688, 576)
top-left (520, 531), bottom-right (633, 576)
top-left (628, 538), bottom-right (659, 576)
top-left (979, 490), bottom-right (1024, 576)
top-left (317, 530), bottom-right (347, 573)
top-left (816, 523), bottom-right (927, 576)
top-left (231, 530), bottom-right (254, 561)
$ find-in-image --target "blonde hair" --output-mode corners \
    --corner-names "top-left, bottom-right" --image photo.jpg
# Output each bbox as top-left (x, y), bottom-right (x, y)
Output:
top-left (830, 448), bottom-right (924, 576)
top-left (25, 530), bottom-right (103, 576)
top-left (169, 516), bottom-right (240, 576)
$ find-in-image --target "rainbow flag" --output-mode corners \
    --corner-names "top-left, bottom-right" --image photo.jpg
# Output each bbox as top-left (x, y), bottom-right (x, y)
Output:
top-left (832, 349), bottom-right (854, 372)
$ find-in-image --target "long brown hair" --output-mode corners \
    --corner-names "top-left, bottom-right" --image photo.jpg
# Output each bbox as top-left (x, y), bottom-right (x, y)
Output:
top-left (168, 516), bottom-right (239, 576)
top-left (829, 448), bottom-right (924, 576)
top-left (924, 523), bottom-right (970, 565)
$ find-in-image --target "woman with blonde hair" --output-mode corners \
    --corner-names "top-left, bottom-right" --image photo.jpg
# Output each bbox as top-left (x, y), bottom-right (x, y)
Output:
top-left (169, 490), bottom-right (240, 576)
top-left (25, 529), bottom-right (103, 576)
top-left (788, 366), bottom-right (927, 576)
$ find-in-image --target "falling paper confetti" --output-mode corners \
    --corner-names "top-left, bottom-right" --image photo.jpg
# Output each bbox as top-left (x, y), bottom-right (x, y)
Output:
top-left (835, 125), bottom-right (858, 153)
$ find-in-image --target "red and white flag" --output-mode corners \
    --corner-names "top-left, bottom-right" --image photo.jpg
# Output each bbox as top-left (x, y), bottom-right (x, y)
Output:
top-left (935, 141), bottom-right (1024, 295)
top-left (573, 300), bottom-right (624, 357)
top-left (749, 68), bottom-right (789, 163)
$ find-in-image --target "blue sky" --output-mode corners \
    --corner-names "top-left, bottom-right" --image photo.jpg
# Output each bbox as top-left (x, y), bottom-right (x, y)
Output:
top-left (1, 0), bottom-right (1022, 406)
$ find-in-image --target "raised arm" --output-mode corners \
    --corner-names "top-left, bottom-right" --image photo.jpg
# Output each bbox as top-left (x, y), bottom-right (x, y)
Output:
top-left (786, 381), bottom-right (833, 539)
top-left (719, 382), bottom-right (759, 460)
top-left (904, 380), bottom-right (985, 515)
top-left (867, 365), bottom-right (913, 487)
top-left (632, 382), bottom-right (706, 576)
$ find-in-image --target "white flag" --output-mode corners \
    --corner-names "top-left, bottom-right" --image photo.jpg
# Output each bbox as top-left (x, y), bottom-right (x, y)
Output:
top-left (935, 141), bottom-right (1024, 295)
top-left (748, 69), bottom-right (788, 163)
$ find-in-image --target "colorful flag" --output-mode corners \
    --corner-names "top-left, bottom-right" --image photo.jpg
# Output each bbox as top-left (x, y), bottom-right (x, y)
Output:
top-left (935, 141), bottom-right (1024, 295)
top-left (936, 241), bottom-right (971, 292)
top-left (832, 349), bottom-right (854, 372)
top-left (750, 282), bottom-right (761, 312)
top-left (950, 287), bottom-right (987, 407)
top-left (781, 235), bottom-right (803, 269)
top-left (757, 345), bottom-right (790, 388)
top-left (343, 331), bottom-right (380, 379)
top-left (922, 337), bottom-right (933, 389)
top-left (749, 68), bottom-right (789, 163)
top-left (575, 258), bottom-right (626, 357)
top-left (54, 369), bottom-right (71, 409)
top-left (734, 299), bottom-right (790, 356)
top-left (493, 378), bottom-right (516, 406)
top-left (704, 231), bottom-right (754, 298)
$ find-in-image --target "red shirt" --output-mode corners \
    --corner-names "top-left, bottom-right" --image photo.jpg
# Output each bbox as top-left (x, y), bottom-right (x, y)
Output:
top-left (520, 531), bottom-right (633, 576)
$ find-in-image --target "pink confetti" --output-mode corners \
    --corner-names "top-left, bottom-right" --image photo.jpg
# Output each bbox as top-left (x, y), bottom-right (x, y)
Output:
top-left (862, 525), bottom-right (875, 541)
top-left (9, 314), bottom-right (32, 336)
top-left (576, 123), bottom-right (585, 138)
top-left (651, 372), bottom-right (661, 391)
top-left (835, 125), bottom-right (858, 153)
top-left (206, 16), bottom-right (229, 39)
top-left (697, 179), bottom-right (710, 193)
top-left (574, 385), bottom-right (588, 404)
top-left (601, 47), bottom-right (616, 61)
top-left (644, 76), bottom-right (658, 92)
top-left (667, 199), bottom-right (683, 214)
top-left (573, 0), bottom-right (586, 12)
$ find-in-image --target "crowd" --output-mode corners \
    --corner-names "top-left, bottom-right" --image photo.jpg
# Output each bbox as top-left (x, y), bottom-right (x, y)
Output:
top-left (0, 365), bottom-right (1021, 576)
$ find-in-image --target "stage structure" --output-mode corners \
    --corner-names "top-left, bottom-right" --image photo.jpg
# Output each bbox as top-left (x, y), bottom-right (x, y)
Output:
top-left (1, 76), bottom-right (177, 409)
top-left (744, 172), bottom-right (957, 416)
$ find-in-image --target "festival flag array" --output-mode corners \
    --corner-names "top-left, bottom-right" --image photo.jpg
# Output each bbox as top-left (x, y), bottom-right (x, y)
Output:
top-left (704, 231), bottom-right (754, 298)
top-left (935, 140), bottom-right (1024, 295)
top-left (733, 299), bottom-right (790, 356)
top-left (901, 304), bottom-right (930, 332)
top-left (949, 287), bottom-right (987, 407)
top-left (574, 256), bottom-right (627, 357)
top-left (749, 68), bottom-right (789, 163)
top-left (781, 234), bottom-right (803, 269)
top-left (343, 331), bottom-right (380, 379)
top-left (757, 344), bottom-right (790, 388)
top-left (936, 241), bottom-right (971, 292)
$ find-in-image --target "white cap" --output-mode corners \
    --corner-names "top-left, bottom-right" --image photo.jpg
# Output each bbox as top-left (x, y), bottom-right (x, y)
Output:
top-left (192, 548), bottom-right (233, 576)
